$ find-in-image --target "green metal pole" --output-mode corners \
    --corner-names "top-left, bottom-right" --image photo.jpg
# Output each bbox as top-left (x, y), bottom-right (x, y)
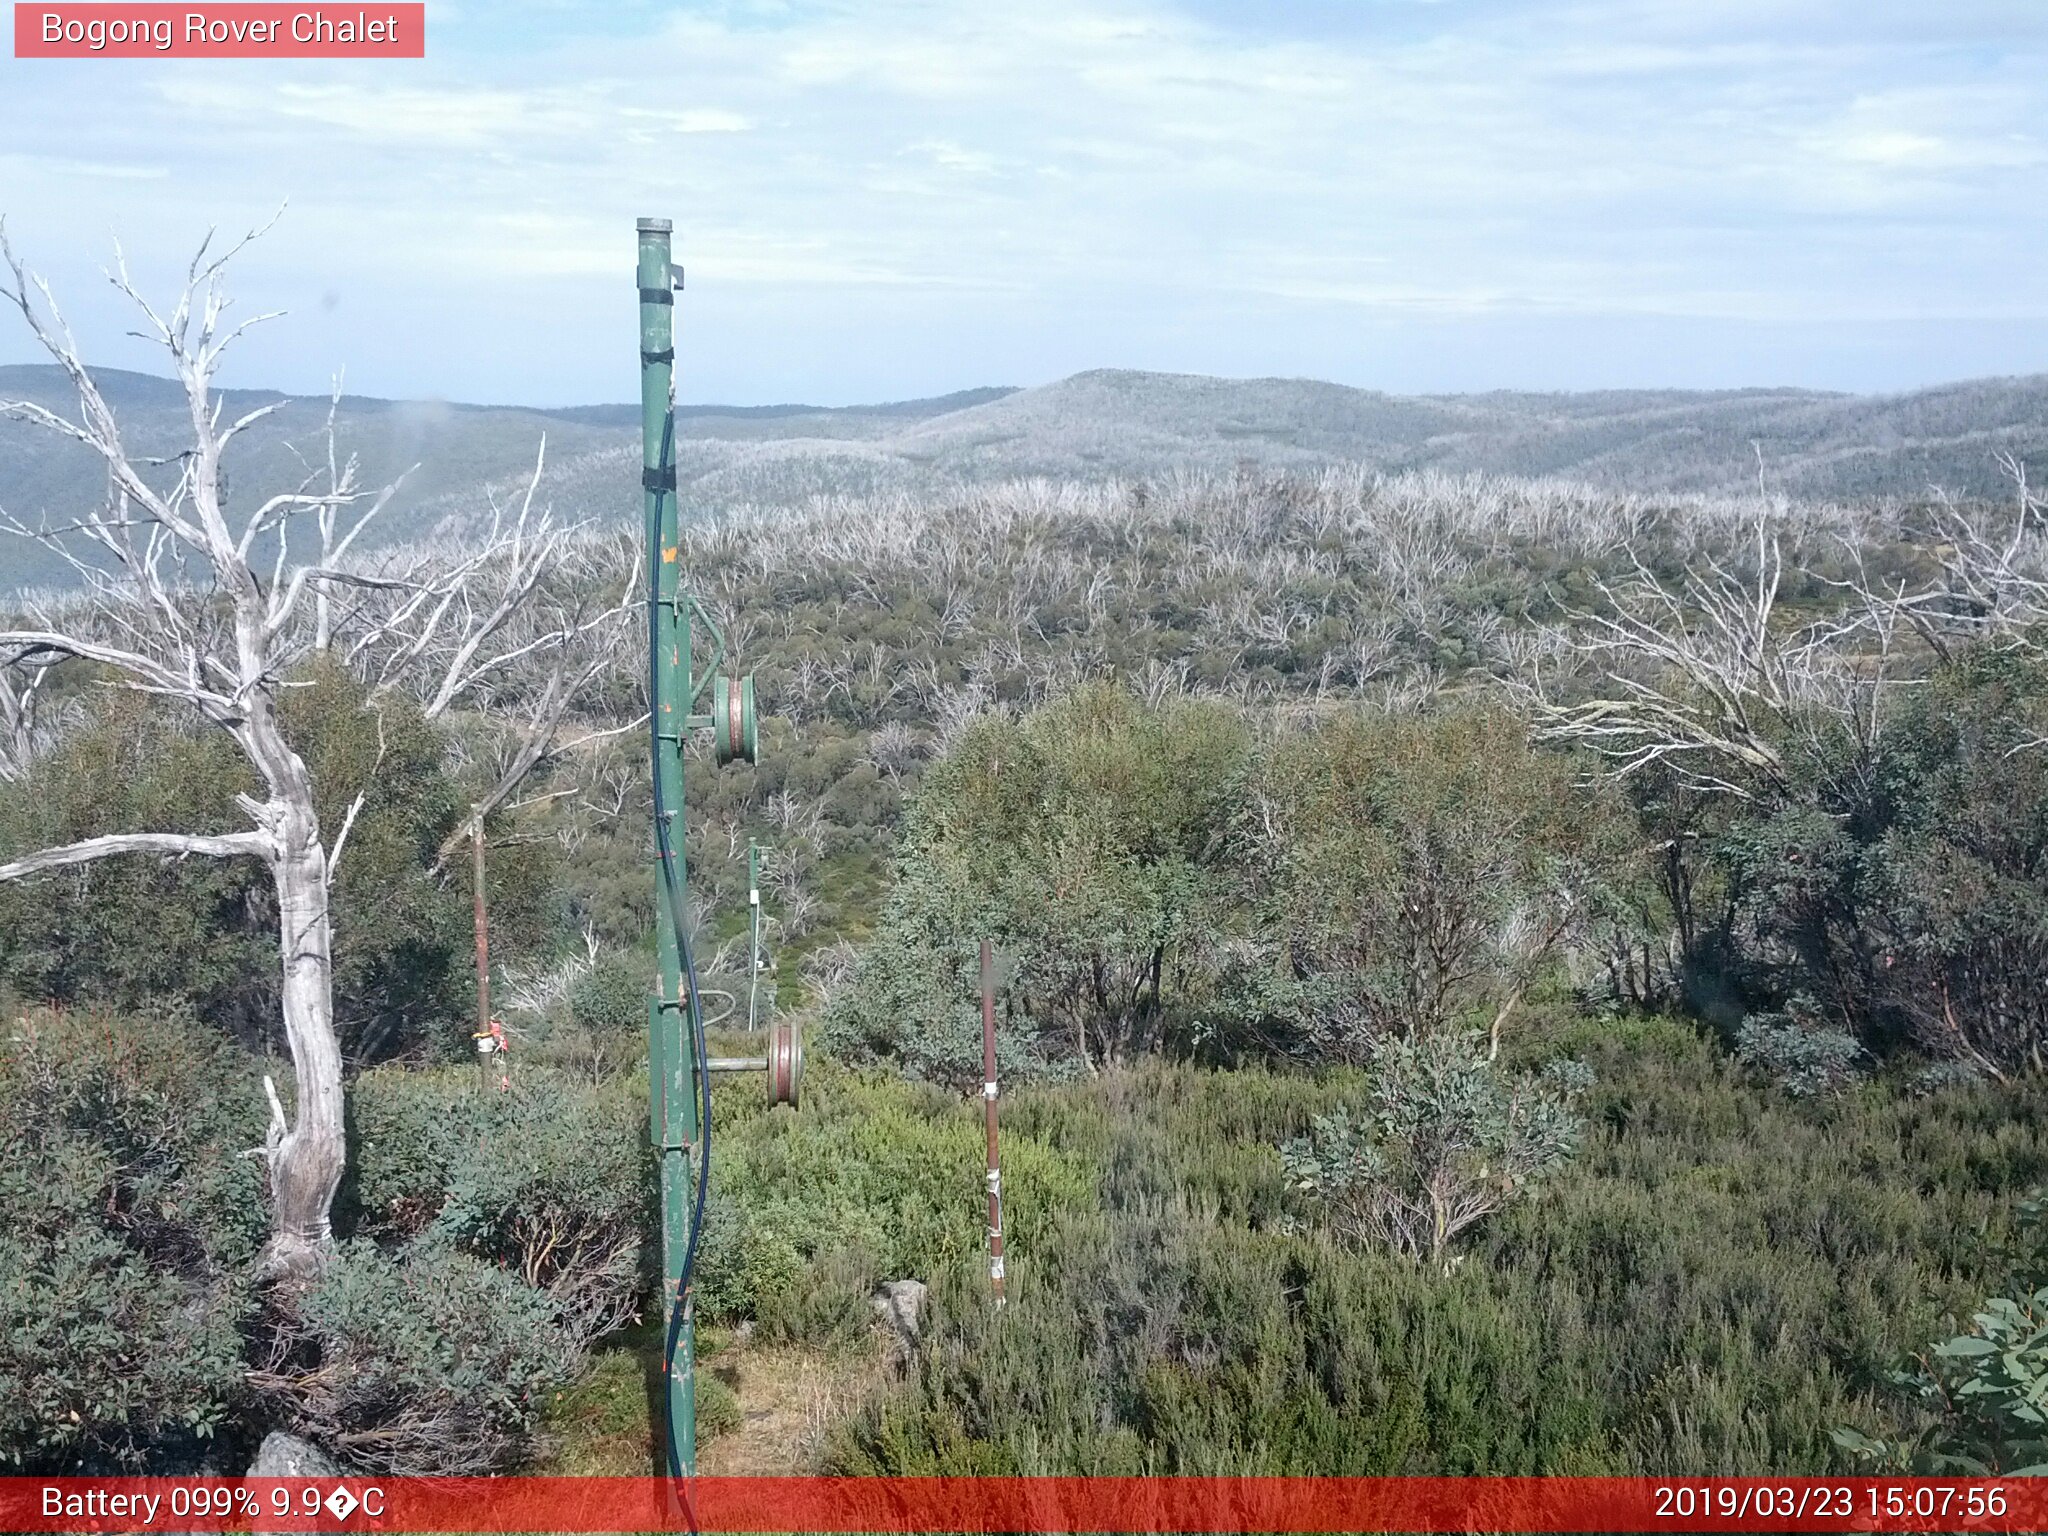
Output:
top-left (638, 216), bottom-right (697, 1478)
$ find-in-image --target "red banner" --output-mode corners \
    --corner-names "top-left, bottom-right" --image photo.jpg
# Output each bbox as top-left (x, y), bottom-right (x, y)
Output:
top-left (13, 4), bottom-right (424, 58)
top-left (2, 1476), bottom-right (2043, 1533)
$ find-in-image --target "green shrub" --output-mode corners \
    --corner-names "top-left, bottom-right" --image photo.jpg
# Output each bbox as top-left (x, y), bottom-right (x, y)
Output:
top-left (348, 1065), bottom-right (649, 1347)
top-left (692, 1189), bottom-right (806, 1325)
top-left (1250, 706), bottom-right (1632, 1059)
top-left (0, 663), bottom-right (535, 1065)
top-left (570, 952), bottom-right (649, 1036)
top-left (1735, 1002), bottom-right (1864, 1098)
top-left (699, 1061), bottom-right (1094, 1332)
top-left (1835, 1290), bottom-right (2048, 1476)
top-left (757, 1244), bottom-right (884, 1348)
top-left (0, 1004), bottom-right (266, 1471)
top-left (833, 694), bottom-right (1639, 1082)
top-left (827, 685), bottom-right (1252, 1080)
top-left (0, 695), bottom-right (271, 1044)
top-left (1711, 648), bottom-right (2048, 1074)
top-left (817, 884), bottom-right (1046, 1090)
top-left (1280, 1030), bottom-right (1589, 1264)
top-left (253, 1239), bottom-right (574, 1474)
top-left (833, 1034), bottom-right (2048, 1477)
top-left (1834, 1190), bottom-right (2048, 1474)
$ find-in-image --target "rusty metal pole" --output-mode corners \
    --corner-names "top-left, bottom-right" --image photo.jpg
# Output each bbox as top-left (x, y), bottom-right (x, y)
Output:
top-left (981, 939), bottom-right (1006, 1309)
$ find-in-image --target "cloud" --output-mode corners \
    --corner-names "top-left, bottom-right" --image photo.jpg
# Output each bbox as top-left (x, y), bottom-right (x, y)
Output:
top-left (0, 0), bottom-right (2043, 400)
top-left (1815, 129), bottom-right (2046, 171)
top-left (899, 139), bottom-right (1001, 175)
top-left (0, 154), bottom-right (168, 182)
top-left (154, 79), bottom-right (753, 147)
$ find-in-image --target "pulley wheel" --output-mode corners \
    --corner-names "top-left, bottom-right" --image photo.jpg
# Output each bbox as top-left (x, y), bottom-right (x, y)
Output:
top-left (712, 673), bottom-right (759, 766)
top-left (767, 1020), bottom-right (803, 1108)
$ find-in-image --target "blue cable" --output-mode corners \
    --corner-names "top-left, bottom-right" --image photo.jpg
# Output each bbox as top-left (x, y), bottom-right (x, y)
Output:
top-left (647, 406), bottom-right (712, 1506)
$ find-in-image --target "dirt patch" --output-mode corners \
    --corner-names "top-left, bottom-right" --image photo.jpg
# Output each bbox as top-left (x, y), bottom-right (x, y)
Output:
top-left (699, 1337), bottom-right (882, 1475)
top-left (542, 1317), bottom-right (888, 1476)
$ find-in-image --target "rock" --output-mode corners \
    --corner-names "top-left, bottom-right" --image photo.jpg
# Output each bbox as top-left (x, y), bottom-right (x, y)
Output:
top-left (871, 1279), bottom-right (928, 1368)
top-left (248, 1430), bottom-right (340, 1479)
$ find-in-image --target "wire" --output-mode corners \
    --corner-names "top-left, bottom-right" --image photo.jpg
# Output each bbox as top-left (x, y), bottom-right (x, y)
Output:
top-left (694, 989), bottom-right (739, 1030)
top-left (647, 400), bottom-right (713, 1505)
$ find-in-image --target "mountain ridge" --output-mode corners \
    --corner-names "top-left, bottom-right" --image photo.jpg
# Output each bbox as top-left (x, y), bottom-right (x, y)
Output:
top-left (2, 364), bottom-right (2043, 590)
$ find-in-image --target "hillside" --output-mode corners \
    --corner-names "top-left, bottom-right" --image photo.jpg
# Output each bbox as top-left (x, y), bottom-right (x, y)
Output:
top-left (2, 364), bottom-right (2044, 590)
top-left (11, 463), bottom-right (2048, 1480)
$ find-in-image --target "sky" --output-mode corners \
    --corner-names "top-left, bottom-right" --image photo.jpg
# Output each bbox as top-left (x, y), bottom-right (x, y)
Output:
top-left (1, 0), bottom-right (2044, 406)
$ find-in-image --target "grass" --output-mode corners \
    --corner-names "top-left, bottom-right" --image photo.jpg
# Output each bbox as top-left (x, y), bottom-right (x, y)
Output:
top-left (539, 1316), bottom-right (743, 1476)
top-left (541, 1314), bottom-right (883, 1476)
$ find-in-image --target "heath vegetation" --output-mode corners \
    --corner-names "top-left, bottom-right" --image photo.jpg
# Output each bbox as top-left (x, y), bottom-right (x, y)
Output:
top-left (5, 237), bottom-right (2048, 1476)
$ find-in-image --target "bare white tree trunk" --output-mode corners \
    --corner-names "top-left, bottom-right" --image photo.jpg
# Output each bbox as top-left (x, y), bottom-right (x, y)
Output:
top-left (268, 796), bottom-right (345, 1270)
top-left (234, 679), bottom-right (347, 1273)
top-left (0, 219), bottom-right (616, 1276)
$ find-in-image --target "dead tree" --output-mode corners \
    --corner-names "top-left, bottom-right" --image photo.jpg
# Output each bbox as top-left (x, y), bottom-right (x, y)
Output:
top-left (344, 451), bottom-right (640, 872)
top-left (1516, 519), bottom-right (1876, 801)
top-left (0, 653), bottom-right (70, 780)
top-left (1852, 455), bottom-right (2048, 663)
top-left (0, 221), bottom-right (608, 1277)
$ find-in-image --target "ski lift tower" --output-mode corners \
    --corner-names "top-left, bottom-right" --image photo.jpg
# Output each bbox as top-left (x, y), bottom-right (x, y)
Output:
top-left (637, 217), bottom-right (800, 1480)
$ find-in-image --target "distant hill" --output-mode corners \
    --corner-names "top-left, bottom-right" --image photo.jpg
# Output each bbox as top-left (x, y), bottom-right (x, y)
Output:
top-left (0, 368), bottom-right (1026, 589)
top-left (2, 364), bottom-right (2043, 590)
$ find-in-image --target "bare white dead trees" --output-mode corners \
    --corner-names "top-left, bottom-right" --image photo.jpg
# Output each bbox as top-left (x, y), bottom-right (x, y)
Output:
top-left (0, 654), bottom-right (71, 781)
top-left (1517, 519), bottom-right (1879, 801)
top-left (1522, 457), bottom-right (2048, 807)
top-left (351, 458), bottom-right (638, 867)
top-left (0, 222), bottom-right (609, 1277)
top-left (0, 218), bottom-right (371, 1277)
top-left (1874, 455), bottom-right (2048, 662)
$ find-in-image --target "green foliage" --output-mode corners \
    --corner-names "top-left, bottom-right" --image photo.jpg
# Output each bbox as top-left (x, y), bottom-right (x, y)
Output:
top-left (697, 1062), bottom-right (1093, 1335)
top-left (833, 1026), bottom-right (2048, 1476)
top-left (347, 1066), bottom-right (649, 1348)
top-left (280, 659), bottom-right (478, 1060)
top-left (827, 685), bottom-right (1252, 1080)
top-left (1734, 1001), bottom-right (1864, 1098)
top-left (1710, 649), bottom-right (2048, 1074)
top-left (0, 1003), bottom-right (266, 1471)
top-left (1280, 1031), bottom-right (1589, 1263)
top-left (472, 466), bottom-right (1982, 997)
top-left (569, 951), bottom-right (649, 1035)
top-left (815, 862), bottom-right (1045, 1090)
top-left (1837, 1194), bottom-right (2048, 1474)
top-left (0, 662), bottom-right (528, 1063)
top-left (1249, 705), bottom-right (1632, 1057)
top-left (254, 1238), bottom-right (575, 1475)
top-left (836, 693), bottom-right (1632, 1077)
top-left (692, 1189), bottom-right (809, 1328)
top-left (1861, 651), bottom-right (2048, 1072)
top-left (0, 689), bottom-right (272, 1037)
